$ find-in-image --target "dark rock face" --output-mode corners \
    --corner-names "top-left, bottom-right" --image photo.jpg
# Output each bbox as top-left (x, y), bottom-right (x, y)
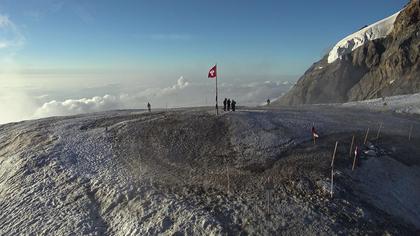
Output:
top-left (277, 0), bottom-right (420, 105)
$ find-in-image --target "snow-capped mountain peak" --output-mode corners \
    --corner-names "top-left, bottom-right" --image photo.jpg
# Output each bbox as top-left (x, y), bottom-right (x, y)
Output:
top-left (327, 11), bottom-right (401, 64)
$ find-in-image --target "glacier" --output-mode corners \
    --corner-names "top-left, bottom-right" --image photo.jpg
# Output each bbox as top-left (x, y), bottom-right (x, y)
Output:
top-left (328, 10), bottom-right (401, 64)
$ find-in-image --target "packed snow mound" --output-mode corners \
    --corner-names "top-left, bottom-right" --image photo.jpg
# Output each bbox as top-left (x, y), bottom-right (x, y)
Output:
top-left (342, 92), bottom-right (420, 115)
top-left (328, 11), bottom-right (401, 63)
top-left (1, 108), bottom-right (420, 234)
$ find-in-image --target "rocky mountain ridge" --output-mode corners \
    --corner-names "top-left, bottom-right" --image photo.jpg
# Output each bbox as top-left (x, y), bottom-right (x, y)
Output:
top-left (277, 0), bottom-right (420, 105)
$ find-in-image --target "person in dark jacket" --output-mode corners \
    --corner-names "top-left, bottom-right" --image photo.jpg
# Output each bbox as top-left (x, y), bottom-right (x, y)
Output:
top-left (223, 98), bottom-right (227, 111)
top-left (147, 102), bottom-right (151, 112)
top-left (267, 99), bottom-right (270, 106)
top-left (231, 100), bottom-right (236, 111)
top-left (227, 99), bottom-right (231, 111)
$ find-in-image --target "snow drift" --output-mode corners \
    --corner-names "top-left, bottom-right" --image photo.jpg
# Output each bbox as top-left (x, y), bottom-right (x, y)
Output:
top-left (342, 92), bottom-right (420, 115)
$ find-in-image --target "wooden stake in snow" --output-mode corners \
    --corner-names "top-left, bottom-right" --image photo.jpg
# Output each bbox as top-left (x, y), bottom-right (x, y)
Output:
top-left (264, 176), bottom-right (274, 215)
top-left (330, 141), bottom-right (338, 198)
top-left (349, 135), bottom-right (355, 157)
top-left (331, 141), bottom-right (338, 167)
top-left (352, 146), bottom-right (359, 171)
top-left (409, 125), bottom-right (413, 141)
top-left (364, 128), bottom-right (370, 145)
top-left (227, 165), bottom-right (230, 195)
top-left (376, 122), bottom-right (383, 139)
top-left (330, 167), bottom-right (334, 198)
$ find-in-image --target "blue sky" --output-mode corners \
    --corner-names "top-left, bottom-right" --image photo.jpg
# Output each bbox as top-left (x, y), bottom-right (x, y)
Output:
top-left (1, 0), bottom-right (406, 80)
top-left (0, 0), bottom-right (409, 123)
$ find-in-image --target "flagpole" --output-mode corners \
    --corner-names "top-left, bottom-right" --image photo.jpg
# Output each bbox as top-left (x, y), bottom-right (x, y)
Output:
top-left (216, 63), bottom-right (219, 115)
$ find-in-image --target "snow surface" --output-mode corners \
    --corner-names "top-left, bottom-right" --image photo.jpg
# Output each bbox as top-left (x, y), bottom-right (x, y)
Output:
top-left (342, 93), bottom-right (420, 115)
top-left (1, 107), bottom-right (419, 234)
top-left (327, 11), bottom-right (401, 64)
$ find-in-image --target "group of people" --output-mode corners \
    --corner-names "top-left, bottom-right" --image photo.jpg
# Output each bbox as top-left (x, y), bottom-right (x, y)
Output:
top-left (223, 98), bottom-right (237, 112)
top-left (147, 99), bottom-right (237, 112)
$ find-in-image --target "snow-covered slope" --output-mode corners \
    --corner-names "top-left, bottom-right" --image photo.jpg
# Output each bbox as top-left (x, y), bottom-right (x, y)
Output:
top-left (328, 11), bottom-right (401, 63)
top-left (1, 108), bottom-right (420, 234)
top-left (342, 92), bottom-right (420, 114)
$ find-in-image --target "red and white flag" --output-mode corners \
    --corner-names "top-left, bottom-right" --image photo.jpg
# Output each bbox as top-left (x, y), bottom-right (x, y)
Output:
top-left (312, 126), bottom-right (319, 138)
top-left (208, 65), bottom-right (217, 79)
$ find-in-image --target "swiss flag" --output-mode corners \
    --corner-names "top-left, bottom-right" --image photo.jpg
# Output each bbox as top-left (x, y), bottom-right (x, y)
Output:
top-left (208, 65), bottom-right (217, 79)
top-left (312, 126), bottom-right (319, 138)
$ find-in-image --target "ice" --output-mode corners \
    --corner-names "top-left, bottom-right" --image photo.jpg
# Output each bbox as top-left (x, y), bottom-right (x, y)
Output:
top-left (328, 11), bottom-right (401, 64)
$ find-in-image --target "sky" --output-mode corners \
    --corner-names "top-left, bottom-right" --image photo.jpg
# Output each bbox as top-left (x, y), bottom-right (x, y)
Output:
top-left (0, 0), bottom-right (408, 123)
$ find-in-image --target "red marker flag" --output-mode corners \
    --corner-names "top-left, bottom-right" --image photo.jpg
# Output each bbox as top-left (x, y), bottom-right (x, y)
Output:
top-left (208, 65), bottom-right (217, 79)
top-left (312, 126), bottom-right (319, 138)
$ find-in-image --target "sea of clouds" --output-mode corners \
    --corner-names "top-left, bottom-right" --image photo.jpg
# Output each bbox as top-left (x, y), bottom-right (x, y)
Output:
top-left (0, 12), bottom-right (294, 124)
top-left (0, 76), bottom-right (293, 124)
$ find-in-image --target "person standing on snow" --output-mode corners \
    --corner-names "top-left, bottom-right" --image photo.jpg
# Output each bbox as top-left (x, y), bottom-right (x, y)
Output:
top-left (147, 102), bottom-right (151, 112)
top-left (267, 99), bottom-right (270, 106)
top-left (223, 98), bottom-right (227, 111)
top-left (232, 100), bottom-right (236, 111)
top-left (227, 99), bottom-right (231, 111)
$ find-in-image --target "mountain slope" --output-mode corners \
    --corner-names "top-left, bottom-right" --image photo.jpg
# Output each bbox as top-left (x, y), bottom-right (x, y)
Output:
top-left (277, 0), bottom-right (420, 105)
top-left (1, 108), bottom-right (420, 234)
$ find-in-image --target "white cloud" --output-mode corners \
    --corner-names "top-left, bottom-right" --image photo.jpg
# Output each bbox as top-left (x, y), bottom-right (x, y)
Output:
top-left (0, 14), bottom-right (30, 124)
top-left (0, 42), bottom-right (8, 49)
top-left (31, 78), bottom-right (292, 119)
top-left (0, 89), bottom-right (38, 124)
top-left (0, 14), bottom-right (25, 52)
top-left (33, 77), bottom-right (192, 118)
top-left (135, 76), bottom-right (190, 98)
top-left (176, 76), bottom-right (189, 89)
top-left (34, 95), bottom-right (123, 117)
top-left (161, 76), bottom-right (190, 94)
top-left (0, 75), bottom-right (294, 124)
